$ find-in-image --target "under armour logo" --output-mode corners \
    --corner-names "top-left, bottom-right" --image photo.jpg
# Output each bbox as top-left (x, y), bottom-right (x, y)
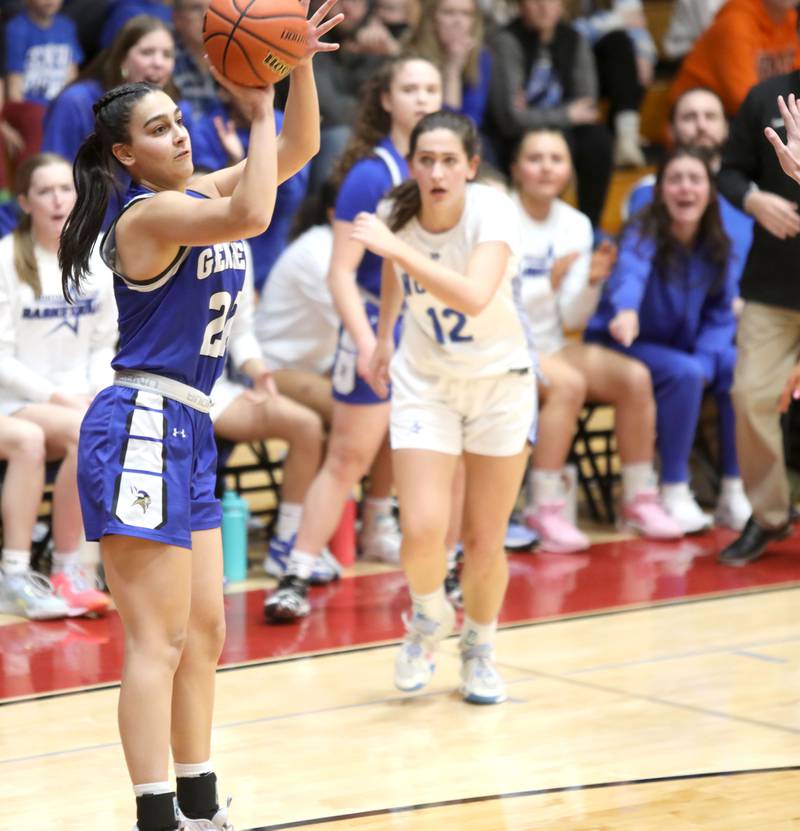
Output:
top-left (173, 428), bottom-right (187, 438)
top-left (410, 421), bottom-right (422, 434)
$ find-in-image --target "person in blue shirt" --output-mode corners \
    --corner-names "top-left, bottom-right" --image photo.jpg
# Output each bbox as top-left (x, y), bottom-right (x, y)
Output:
top-left (625, 87), bottom-right (754, 289)
top-left (5, 0), bottom-right (84, 106)
top-left (42, 14), bottom-right (181, 163)
top-left (264, 55), bottom-right (444, 623)
top-left (171, 0), bottom-right (223, 120)
top-left (100, 0), bottom-right (172, 49)
top-left (405, 0), bottom-right (492, 129)
top-left (586, 146), bottom-right (751, 536)
top-left (190, 98), bottom-right (309, 292)
top-left (56, 2), bottom-right (342, 828)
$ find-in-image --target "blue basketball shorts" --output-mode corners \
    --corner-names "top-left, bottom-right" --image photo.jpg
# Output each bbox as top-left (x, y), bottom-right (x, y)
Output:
top-left (331, 301), bottom-right (401, 406)
top-left (78, 385), bottom-right (221, 550)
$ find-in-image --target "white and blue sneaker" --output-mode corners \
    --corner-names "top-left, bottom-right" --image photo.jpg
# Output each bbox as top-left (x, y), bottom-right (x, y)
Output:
top-left (394, 603), bottom-right (456, 692)
top-left (460, 643), bottom-right (506, 705)
top-left (263, 536), bottom-right (341, 585)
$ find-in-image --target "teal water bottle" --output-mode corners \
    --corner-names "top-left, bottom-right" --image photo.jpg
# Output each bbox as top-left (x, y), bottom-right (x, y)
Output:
top-left (221, 490), bottom-right (249, 583)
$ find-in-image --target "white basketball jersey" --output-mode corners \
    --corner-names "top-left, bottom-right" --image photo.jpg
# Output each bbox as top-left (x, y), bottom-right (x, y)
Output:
top-left (390, 183), bottom-right (533, 379)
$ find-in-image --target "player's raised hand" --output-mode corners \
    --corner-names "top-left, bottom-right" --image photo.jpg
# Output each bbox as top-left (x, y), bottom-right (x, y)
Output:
top-left (297, 0), bottom-right (344, 61)
top-left (765, 93), bottom-right (800, 185)
top-left (207, 63), bottom-right (275, 114)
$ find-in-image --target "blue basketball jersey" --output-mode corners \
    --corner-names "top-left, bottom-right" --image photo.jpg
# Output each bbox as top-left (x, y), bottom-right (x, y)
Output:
top-left (101, 183), bottom-right (247, 395)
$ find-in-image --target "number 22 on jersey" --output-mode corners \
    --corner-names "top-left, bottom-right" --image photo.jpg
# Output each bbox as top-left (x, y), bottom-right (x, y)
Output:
top-left (200, 290), bottom-right (242, 357)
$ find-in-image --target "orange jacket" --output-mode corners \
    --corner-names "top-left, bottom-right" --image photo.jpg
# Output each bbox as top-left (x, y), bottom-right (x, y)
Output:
top-left (669, 0), bottom-right (800, 116)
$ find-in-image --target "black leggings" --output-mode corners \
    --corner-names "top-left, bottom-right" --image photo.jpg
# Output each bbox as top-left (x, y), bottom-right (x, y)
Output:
top-left (565, 123), bottom-right (613, 228)
top-left (593, 29), bottom-right (644, 119)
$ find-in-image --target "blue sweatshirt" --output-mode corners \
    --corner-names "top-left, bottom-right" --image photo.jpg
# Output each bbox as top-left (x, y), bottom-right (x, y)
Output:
top-left (627, 179), bottom-right (753, 291)
top-left (585, 224), bottom-right (738, 380)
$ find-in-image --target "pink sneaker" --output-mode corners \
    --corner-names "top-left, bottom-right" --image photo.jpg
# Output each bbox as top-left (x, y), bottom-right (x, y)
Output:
top-left (51, 567), bottom-right (111, 616)
top-left (524, 502), bottom-right (590, 553)
top-left (620, 490), bottom-right (683, 539)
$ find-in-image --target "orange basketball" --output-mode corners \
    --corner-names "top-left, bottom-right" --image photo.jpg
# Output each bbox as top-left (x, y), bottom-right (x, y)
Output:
top-left (203, 0), bottom-right (308, 87)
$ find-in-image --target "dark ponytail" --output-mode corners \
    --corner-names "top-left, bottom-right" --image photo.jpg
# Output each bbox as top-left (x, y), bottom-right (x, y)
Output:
top-left (60, 81), bottom-right (159, 302)
top-left (387, 110), bottom-right (480, 232)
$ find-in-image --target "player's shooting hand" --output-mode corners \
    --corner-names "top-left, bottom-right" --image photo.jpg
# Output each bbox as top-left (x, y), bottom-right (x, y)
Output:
top-left (207, 63), bottom-right (275, 116)
top-left (351, 212), bottom-right (400, 259)
top-left (765, 93), bottom-right (800, 186)
top-left (366, 337), bottom-right (394, 399)
top-left (297, 0), bottom-right (345, 62)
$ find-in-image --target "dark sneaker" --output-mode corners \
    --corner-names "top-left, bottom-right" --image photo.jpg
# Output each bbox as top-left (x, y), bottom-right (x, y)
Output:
top-left (264, 574), bottom-right (310, 623)
top-left (717, 516), bottom-right (792, 567)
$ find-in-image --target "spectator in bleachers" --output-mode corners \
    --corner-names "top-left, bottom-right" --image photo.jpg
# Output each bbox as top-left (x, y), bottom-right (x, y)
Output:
top-left (488, 0), bottom-right (613, 227)
top-left (585, 147), bottom-right (751, 533)
top-left (99, 0), bottom-right (172, 49)
top-left (254, 182), bottom-right (339, 424)
top-left (564, 0), bottom-right (655, 167)
top-left (264, 56), bottom-right (443, 623)
top-left (662, 0), bottom-right (725, 63)
top-left (716, 72), bottom-right (800, 564)
top-left (669, 0), bottom-right (800, 117)
top-left (171, 0), bottom-right (221, 120)
top-left (513, 127), bottom-right (681, 551)
top-left (626, 87), bottom-right (753, 286)
top-left (42, 14), bottom-right (179, 162)
top-left (5, 0), bottom-right (83, 106)
top-left (0, 413), bottom-right (73, 619)
top-left (190, 97), bottom-right (309, 292)
top-left (210, 262), bottom-right (338, 584)
top-left (405, 0), bottom-right (493, 129)
top-left (311, 0), bottom-right (389, 192)
top-left (0, 153), bottom-right (114, 615)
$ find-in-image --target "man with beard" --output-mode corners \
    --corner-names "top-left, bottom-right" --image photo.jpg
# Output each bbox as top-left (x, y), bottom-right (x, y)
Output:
top-left (715, 69), bottom-right (800, 564)
top-left (625, 87), bottom-right (754, 278)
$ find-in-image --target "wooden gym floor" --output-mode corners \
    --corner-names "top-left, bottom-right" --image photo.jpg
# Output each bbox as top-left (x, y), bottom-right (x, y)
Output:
top-left (1, 527), bottom-right (800, 829)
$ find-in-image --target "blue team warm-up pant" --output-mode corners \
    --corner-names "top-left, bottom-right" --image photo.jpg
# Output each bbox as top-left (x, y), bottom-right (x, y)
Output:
top-left (590, 338), bottom-right (739, 483)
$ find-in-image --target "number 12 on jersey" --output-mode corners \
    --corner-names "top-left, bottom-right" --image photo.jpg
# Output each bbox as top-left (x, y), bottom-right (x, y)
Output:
top-left (425, 307), bottom-right (474, 345)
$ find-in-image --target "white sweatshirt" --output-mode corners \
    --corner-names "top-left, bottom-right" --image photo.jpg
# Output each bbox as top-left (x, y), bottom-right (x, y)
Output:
top-left (253, 224), bottom-right (338, 374)
top-left (513, 193), bottom-right (598, 355)
top-left (0, 234), bottom-right (117, 413)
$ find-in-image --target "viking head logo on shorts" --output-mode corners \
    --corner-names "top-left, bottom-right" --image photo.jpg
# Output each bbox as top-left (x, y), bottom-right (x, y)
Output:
top-left (130, 487), bottom-right (152, 514)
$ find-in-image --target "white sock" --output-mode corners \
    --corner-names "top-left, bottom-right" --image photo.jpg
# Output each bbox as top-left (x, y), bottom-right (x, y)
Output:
top-left (622, 462), bottom-right (657, 502)
top-left (530, 470), bottom-right (564, 506)
top-left (1, 548), bottom-right (30, 575)
top-left (287, 548), bottom-right (317, 581)
top-left (720, 477), bottom-right (744, 495)
top-left (133, 781), bottom-right (173, 797)
top-left (363, 497), bottom-right (392, 525)
top-left (275, 502), bottom-right (302, 541)
top-left (51, 550), bottom-right (80, 574)
top-left (174, 760), bottom-right (213, 778)
top-left (410, 585), bottom-right (446, 622)
top-left (661, 482), bottom-right (691, 499)
top-left (460, 615), bottom-right (497, 650)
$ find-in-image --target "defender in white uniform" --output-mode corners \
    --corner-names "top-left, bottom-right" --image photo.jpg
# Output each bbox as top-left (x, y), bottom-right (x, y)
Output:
top-left (354, 111), bottom-right (536, 705)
